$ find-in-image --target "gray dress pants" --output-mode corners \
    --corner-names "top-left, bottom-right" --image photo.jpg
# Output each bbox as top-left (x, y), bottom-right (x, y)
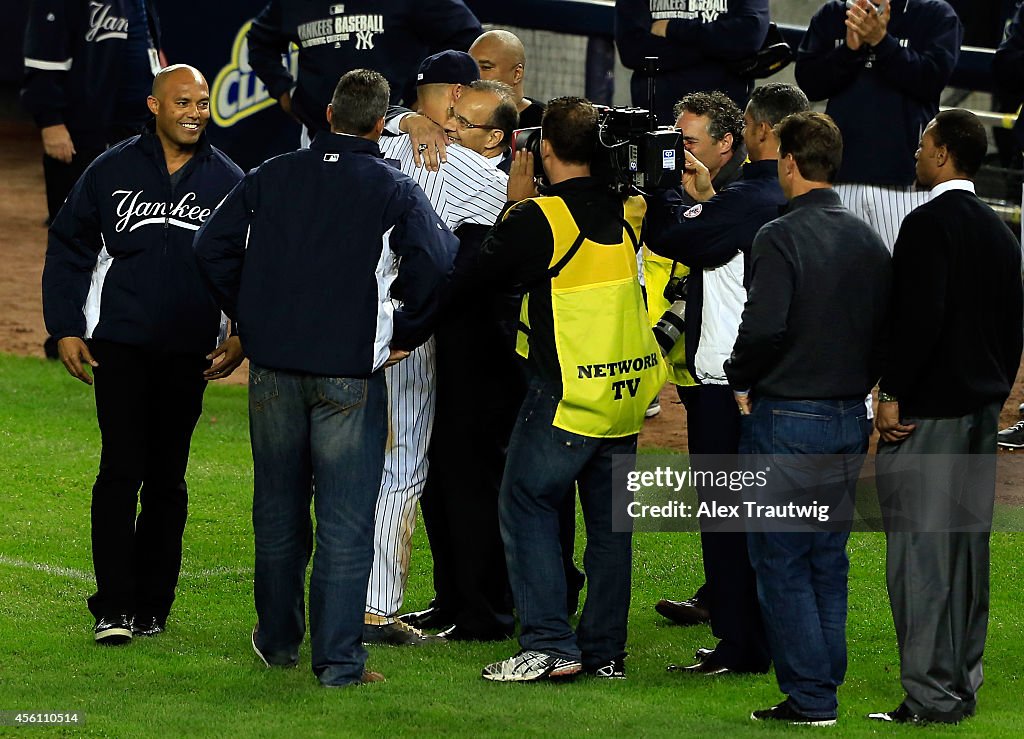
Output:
top-left (876, 402), bottom-right (1001, 721)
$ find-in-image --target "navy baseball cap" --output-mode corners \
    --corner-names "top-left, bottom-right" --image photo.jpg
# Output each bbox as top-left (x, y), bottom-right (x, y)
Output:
top-left (416, 50), bottom-right (479, 86)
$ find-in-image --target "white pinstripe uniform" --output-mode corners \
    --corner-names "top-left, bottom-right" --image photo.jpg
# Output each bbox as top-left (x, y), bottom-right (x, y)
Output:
top-left (367, 134), bottom-right (508, 620)
top-left (834, 183), bottom-right (932, 253)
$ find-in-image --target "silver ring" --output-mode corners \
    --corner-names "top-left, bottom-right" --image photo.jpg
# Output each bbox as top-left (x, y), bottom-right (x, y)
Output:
top-left (417, 143), bottom-right (429, 152)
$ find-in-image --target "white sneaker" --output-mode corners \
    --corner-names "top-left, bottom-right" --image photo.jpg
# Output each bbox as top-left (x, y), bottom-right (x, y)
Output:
top-left (645, 399), bottom-right (662, 418)
top-left (481, 650), bottom-right (582, 682)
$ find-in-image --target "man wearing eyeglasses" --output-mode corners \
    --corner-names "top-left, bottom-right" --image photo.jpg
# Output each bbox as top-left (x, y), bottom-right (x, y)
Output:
top-left (365, 53), bottom-right (516, 645)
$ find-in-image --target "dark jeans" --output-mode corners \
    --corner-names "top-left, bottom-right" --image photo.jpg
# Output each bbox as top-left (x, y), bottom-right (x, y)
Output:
top-left (249, 364), bottom-right (387, 687)
top-left (87, 340), bottom-right (208, 621)
top-left (499, 384), bottom-right (634, 668)
top-left (743, 397), bottom-right (871, 719)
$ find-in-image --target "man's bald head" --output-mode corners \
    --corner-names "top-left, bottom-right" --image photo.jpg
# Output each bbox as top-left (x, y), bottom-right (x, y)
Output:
top-left (152, 64), bottom-right (207, 98)
top-left (469, 30), bottom-right (527, 99)
top-left (147, 64), bottom-right (210, 152)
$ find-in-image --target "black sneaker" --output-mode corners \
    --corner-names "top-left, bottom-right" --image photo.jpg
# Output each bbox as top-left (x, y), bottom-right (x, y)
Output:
top-left (94, 614), bottom-right (133, 645)
top-left (997, 418), bottom-right (1024, 449)
top-left (585, 656), bottom-right (626, 679)
top-left (131, 614), bottom-right (165, 637)
top-left (751, 701), bottom-right (836, 726)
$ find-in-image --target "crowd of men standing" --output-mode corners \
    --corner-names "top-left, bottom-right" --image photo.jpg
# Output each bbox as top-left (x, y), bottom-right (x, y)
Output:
top-left (25, 0), bottom-right (1024, 727)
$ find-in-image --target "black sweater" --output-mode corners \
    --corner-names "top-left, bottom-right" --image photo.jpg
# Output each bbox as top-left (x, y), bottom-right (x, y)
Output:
top-left (725, 188), bottom-right (891, 398)
top-left (879, 187), bottom-right (1024, 417)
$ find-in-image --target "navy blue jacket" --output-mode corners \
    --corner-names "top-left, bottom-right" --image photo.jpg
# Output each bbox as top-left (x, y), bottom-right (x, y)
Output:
top-left (247, 0), bottom-right (481, 133)
top-left (615, 0), bottom-right (769, 124)
top-left (22, 0), bottom-right (161, 147)
top-left (43, 127), bottom-right (244, 354)
top-left (193, 133), bottom-right (458, 378)
top-left (646, 159), bottom-right (786, 376)
top-left (795, 0), bottom-right (962, 186)
top-left (994, 0), bottom-right (1024, 149)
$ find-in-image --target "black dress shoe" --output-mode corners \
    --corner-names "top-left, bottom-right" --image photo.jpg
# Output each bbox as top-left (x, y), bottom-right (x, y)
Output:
top-left (400, 606), bottom-right (453, 631)
top-left (437, 624), bottom-right (514, 642)
top-left (131, 614), bottom-right (165, 637)
top-left (694, 647), bottom-right (714, 662)
top-left (655, 597), bottom-right (710, 625)
top-left (667, 658), bottom-right (733, 676)
top-left (668, 654), bottom-right (768, 675)
top-left (867, 703), bottom-right (961, 725)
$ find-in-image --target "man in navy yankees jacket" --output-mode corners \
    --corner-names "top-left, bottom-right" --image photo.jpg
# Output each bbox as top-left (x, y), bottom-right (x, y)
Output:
top-left (246, 0), bottom-right (481, 142)
top-left (194, 69), bottom-right (457, 687)
top-left (42, 65), bottom-right (245, 646)
top-left (23, 0), bottom-right (164, 223)
top-left (23, 0), bottom-right (165, 359)
top-left (615, 0), bottom-right (770, 125)
top-left (795, 0), bottom-right (962, 249)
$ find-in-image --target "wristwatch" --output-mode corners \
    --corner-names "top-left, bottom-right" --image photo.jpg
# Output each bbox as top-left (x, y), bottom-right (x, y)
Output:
top-left (877, 391), bottom-right (898, 404)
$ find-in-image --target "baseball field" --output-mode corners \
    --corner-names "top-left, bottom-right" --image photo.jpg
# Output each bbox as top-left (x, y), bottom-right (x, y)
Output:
top-left (3, 115), bottom-right (1024, 737)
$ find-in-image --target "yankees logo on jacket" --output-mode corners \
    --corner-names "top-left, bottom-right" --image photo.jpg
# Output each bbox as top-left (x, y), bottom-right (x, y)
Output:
top-left (42, 126), bottom-right (244, 354)
top-left (246, 0), bottom-right (481, 133)
top-left (614, 0), bottom-right (769, 122)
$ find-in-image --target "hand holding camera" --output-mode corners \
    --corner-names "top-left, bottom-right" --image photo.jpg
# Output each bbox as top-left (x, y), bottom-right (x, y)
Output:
top-left (682, 149), bottom-right (715, 202)
top-left (507, 148), bottom-right (539, 202)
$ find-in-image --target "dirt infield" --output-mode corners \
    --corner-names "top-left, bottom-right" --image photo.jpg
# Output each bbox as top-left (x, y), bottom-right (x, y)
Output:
top-left (1, 117), bottom-right (1021, 462)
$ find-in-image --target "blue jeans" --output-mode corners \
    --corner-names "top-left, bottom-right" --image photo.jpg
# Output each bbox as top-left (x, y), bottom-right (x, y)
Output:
top-left (743, 397), bottom-right (871, 718)
top-left (248, 364), bottom-right (387, 687)
top-left (499, 384), bottom-right (635, 668)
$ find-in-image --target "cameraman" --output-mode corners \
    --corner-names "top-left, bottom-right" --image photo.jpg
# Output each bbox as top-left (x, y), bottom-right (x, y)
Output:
top-left (475, 97), bottom-right (667, 682)
top-left (645, 82), bottom-right (810, 676)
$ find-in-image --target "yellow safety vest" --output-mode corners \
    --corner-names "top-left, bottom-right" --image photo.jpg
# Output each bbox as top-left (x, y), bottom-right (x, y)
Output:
top-left (642, 247), bottom-right (695, 387)
top-left (516, 195), bottom-right (667, 438)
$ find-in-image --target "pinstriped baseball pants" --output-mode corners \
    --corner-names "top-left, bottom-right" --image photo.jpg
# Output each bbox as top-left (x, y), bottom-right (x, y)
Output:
top-left (834, 183), bottom-right (932, 253)
top-left (365, 337), bottom-right (437, 618)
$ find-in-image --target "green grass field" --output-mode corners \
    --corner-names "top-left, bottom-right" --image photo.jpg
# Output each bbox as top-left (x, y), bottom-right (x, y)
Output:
top-left (1, 353), bottom-right (1021, 737)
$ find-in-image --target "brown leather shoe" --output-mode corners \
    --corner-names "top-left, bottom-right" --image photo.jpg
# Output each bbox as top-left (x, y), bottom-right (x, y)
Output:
top-left (655, 597), bottom-right (710, 625)
top-left (323, 670), bottom-right (386, 688)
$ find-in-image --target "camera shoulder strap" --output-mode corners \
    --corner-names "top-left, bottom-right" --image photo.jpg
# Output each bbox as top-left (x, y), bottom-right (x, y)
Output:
top-left (548, 231), bottom-right (587, 278)
top-left (548, 215), bottom-right (639, 278)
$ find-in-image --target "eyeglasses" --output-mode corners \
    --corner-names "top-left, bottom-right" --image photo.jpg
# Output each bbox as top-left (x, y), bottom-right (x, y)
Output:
top-left (452, 112), bottom-right (499, 131)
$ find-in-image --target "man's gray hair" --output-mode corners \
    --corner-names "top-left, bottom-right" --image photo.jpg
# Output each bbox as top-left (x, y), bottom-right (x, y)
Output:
top-left (330, 69), bottom-right (390, 135)
top-left (747, 83), bottom-right (810, 128)
top-left (468, 80), bottom-right (519, 147)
